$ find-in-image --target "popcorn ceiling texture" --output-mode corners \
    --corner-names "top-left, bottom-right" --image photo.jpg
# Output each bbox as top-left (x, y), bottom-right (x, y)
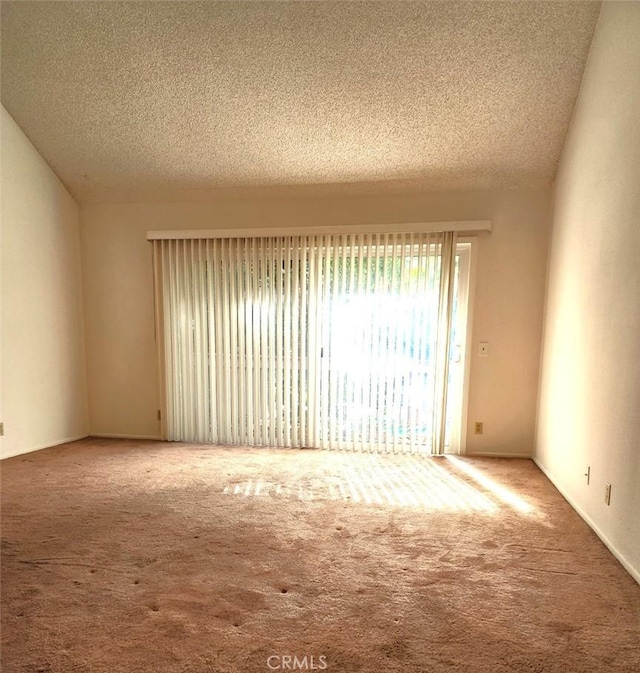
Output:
top-left (0, 1), bottom-right (601, 204)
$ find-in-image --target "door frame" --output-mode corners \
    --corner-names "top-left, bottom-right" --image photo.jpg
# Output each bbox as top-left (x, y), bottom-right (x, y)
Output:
top-left (451, 238), bottom-right (477, 455)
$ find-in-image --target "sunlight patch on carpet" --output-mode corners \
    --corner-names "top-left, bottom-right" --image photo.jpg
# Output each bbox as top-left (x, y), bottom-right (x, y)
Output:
top-left (221, 453), bottom-right (504, 512)
top-left (446, 456), bottom-right (536, 514)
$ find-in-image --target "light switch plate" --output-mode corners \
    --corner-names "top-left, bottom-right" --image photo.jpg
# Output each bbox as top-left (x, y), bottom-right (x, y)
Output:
top-left (478, 342), bottom-right (489, 357)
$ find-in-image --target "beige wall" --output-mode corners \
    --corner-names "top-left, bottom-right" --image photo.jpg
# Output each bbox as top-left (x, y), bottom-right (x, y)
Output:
top-left (1, 106), bottom-right (88, 459)
top-left (536, 3), bottom-right (640, 580)
top-left (81, 188), bottom-right (551, 454)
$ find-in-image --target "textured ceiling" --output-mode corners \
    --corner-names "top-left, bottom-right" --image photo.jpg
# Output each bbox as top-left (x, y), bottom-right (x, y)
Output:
top-left (1, 1), bottom-right (601, 203)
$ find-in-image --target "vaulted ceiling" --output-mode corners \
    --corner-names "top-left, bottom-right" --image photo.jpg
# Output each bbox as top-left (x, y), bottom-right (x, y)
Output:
top-left (1, 1), bottom-right (600, 203)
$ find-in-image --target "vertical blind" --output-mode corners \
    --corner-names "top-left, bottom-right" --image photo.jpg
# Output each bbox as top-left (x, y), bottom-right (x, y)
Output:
top-left (152, 231), bottom-right (457, 454)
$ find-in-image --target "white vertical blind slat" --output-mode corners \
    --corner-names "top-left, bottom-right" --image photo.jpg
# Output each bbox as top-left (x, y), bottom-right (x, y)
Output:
top-left (206, 239), bottom-right (218, 443)
top-left (371, 234), bottom-right (383, 452)
top-left (355, 234), bottom-right (366, 453)
top-left (213, 240), bottom-right (226, 441)
top-left (306, 237), bottom-right (319, 447)
top-left (193, 239), bottom-right (205, 442)
top-left (283, 239), bottom-right (293, 447)
top-left (267, 238), bottom-right (276, 446)
top-left (406, 233), bottom-right (416, 455)
top-left (319, 235), bottom-right (332, 450)
top-left (364, 232), bottom-right (375, 451)
top-left (240, 239), bottom-right (252, 444)
top-left (389, 233), bottom-right (399, 454)
top-left (335, 236), bottom-right (349, 449)
top-left (434, 231), bottom-right (458, 454)
top-left (227, 239), bottom-right (238, 444)
top-left (250, 238), bottom-right (261, 445)
top-left (275, 240), bottom-right (284, 446)
top-left (299, 242), bottom-right (309, 446)
top-left (235, 239), bottom-right (247, 444)
top-left (291, 240), bottom-right (301, 446)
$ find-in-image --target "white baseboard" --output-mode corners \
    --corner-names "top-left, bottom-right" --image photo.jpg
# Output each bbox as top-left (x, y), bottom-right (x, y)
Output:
top-left (533, 457), bottom-right (640, 586)
top-left (466, 452), bottom-right (532, 459)
top-left (1, 433), bottom-right (89, 461)
top-left (90, 433), bottom-right (162, 441)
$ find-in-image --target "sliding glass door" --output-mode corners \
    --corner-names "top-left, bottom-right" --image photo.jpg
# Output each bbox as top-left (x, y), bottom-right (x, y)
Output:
top-left (152, 233), bottom-right (471, 454)
top-left (316, 239), bottom-right (471, 453)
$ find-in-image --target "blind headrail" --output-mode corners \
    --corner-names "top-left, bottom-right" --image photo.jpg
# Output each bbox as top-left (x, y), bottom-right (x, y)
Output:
top-left (147, 220), bottom-right (491, 241)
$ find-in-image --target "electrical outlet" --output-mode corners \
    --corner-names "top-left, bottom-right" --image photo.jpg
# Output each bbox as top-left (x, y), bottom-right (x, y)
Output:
top-left (585, 466), bottom-right (590, 485)
top-left (605, 483), bottom-right (612, 506)
top-left (474, 421), bottom-right (484, 435)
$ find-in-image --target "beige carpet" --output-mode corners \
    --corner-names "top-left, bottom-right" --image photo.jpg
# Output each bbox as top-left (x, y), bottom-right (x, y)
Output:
top-left (1, 439), bottom-right (639, 673)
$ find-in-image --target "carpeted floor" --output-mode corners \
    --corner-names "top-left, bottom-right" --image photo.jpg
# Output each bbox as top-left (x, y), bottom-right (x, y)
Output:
top-left (1, 439), bottom-right (639, 673)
